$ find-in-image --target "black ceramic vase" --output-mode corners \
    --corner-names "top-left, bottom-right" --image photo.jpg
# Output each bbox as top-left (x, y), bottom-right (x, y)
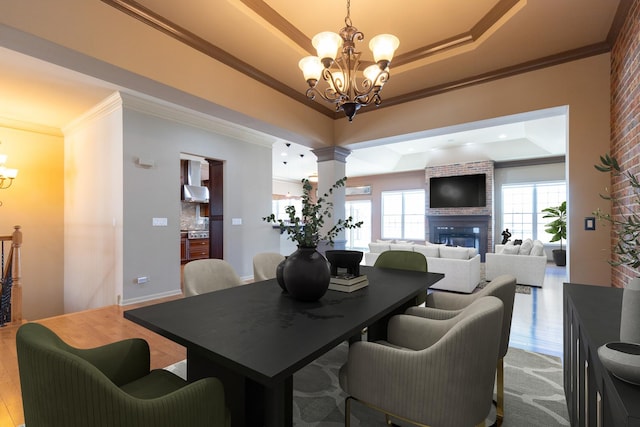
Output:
top-left (276, 258), bottom-right (287, 291)
top-left (282, 246), bottom-right (330, 301)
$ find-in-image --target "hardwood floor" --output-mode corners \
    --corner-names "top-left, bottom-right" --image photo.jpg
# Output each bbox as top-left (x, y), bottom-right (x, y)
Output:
top-left (0, 297), bottom-right (186, 427)
top-left (0, 265), bottom-right (566, 427)
top-left (509, 262), bottom-right (566, 358)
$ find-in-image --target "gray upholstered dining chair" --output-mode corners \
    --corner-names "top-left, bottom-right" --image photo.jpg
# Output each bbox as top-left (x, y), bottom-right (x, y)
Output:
top-left (252, 252), bottom-right (285, 281)
top-left (406, 274), bottom-right (517, 426)
top-left (339, 296), bottom-right (504, 427)
top-left (183, 259), bottom-right (243, 297)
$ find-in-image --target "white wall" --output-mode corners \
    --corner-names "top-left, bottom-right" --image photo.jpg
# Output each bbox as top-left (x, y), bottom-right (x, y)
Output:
top-left (62, 92), bottom-right (280, 308)
top-left (63, 95), bottom-right (123, 312)
top-left (0, 124), bottom-right (64, 320)
top-left (120, 96), bottom-right (278, 303)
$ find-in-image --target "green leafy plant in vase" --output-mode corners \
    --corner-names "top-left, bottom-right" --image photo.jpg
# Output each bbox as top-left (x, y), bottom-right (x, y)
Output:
top-left (263, 177), bottom-right (363, 301)
top-left (593, 154), bottom-right (640, 274)
top-left (542, 201), bottom-right (566, 266)
top-left (594, 154), bottom-right (640, 346)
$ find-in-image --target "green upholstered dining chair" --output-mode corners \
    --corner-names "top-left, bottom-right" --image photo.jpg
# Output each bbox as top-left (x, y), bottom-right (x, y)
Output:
top-left (339, 296), bottom-right (504, 427)
top-left (183, 258), bottom-right (243, 297)
top-left (406, 274), bottom-right (517, 427)
top-left (16, 322), bottom-right (230, 427)
top-left (374, 250), bottom-right (428, 304)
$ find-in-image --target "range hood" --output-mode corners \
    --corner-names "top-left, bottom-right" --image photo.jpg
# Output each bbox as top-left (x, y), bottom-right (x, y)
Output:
top-left (181, 160), bottom-right (210, 203)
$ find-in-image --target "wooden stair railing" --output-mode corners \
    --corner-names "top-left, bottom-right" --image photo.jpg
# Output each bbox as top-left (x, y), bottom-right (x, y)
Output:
top-left (1, 225), bottom-right (22, 326)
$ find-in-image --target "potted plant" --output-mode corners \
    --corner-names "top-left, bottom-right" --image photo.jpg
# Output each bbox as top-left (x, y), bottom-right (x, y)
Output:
top-left (593, 154), bottom-right (640, 275)
top-left (594, 154), bottom-right (640, 358)
top-left (263, 177), bottom-right (362, 301)
top-left (542, 201), bottom-right (567, 266)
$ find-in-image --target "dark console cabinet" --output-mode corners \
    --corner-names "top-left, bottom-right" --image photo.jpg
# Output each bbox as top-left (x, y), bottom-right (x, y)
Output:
top-left (564, 283), bottom-right (640, 426)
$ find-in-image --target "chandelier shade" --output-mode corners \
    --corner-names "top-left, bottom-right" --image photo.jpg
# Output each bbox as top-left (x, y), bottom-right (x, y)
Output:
top-left (299, 0), bottom-right (399, 121)
top-left (0, 154), bottom-right (18, 190)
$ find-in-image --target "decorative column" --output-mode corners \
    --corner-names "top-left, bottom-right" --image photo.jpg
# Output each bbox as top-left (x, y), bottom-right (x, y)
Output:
top-left (313, 146), bottom-right (351, 252)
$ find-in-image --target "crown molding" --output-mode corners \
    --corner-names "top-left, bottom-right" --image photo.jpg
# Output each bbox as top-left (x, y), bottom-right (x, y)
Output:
top-left (102, 0), bottom-right (620, 121)
top-left (0, 116), bottom-right (63, 137)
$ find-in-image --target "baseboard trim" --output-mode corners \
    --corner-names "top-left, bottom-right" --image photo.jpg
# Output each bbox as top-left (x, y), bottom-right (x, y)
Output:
top-left (121, 289), bottom-right (182, 306)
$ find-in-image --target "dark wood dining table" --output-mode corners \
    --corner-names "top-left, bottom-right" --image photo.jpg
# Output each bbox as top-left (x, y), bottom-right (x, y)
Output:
top-left (124, 265), bottom-right (443, 426)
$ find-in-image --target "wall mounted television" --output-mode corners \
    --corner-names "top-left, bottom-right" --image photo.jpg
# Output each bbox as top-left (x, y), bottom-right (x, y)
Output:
top-left (429, 173), bottom-right (487, 208)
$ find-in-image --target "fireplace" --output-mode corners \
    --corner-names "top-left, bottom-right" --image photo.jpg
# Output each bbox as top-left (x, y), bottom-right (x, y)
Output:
top-left (427, 215), bottom-right (490, 261)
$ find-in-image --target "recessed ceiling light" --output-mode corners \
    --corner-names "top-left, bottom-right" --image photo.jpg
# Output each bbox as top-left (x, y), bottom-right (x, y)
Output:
top-left (281, 152), bottom-right (288, 156)
top-left (499, 134), bottom-right (507, 139)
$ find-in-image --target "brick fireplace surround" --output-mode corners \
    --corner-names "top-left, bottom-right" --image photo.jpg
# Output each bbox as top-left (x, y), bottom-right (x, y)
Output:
top-left (425, 161), bottom-right (495, 261)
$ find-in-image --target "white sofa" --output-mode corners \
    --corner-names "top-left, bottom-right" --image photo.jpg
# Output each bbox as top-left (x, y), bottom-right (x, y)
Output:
top-left (364, 241), bottom-right (481, 293)
top-left (485, 240), bottom-right (547, 287)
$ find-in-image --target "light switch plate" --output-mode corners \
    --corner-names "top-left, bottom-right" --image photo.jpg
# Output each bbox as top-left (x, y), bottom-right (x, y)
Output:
top-left (232, 218), bottom-right (242, 225)
top-left (152, 217), bottom-right (168, 226)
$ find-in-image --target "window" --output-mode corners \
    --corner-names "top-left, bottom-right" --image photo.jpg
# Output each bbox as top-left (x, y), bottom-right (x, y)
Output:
top-left (381, 190), bottom-right (425, 240)
top-left (271, 197), bottom-right (302, 222)
top-left (502, 182), bottom-right (566, 243)
top-left (345, 200), bottom-right (371, 250)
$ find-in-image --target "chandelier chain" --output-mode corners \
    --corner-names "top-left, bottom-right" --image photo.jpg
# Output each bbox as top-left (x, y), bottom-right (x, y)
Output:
top-left (344, 0), bottom-right (352, 27)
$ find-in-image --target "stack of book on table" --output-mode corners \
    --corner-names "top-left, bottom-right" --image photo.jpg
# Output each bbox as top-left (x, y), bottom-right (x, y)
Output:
top-left (328, 274), bottom-right (368, 292)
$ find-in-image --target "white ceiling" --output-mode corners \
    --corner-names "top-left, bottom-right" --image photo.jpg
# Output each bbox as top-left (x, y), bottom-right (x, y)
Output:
top-left (1, 0), bottom-right (622, 180)
top-left (273, 111), bottom-right (567, 180)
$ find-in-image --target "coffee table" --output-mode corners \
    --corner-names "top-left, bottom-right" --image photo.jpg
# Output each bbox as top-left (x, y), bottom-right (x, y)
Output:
top-left (124, 265), bottom-right (443, 426)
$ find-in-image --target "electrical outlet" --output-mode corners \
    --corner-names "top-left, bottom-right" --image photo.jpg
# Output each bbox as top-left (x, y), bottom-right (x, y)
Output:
top-left (136, 276), bottom-right (149, 284)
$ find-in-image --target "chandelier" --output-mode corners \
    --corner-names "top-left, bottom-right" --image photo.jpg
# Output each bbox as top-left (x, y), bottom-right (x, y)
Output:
top-left (0, 147), bottom-right (18, 190)
top-left (298, 0), bottom-right (399, 122)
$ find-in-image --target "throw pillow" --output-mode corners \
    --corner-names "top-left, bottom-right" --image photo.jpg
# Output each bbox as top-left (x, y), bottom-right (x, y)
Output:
top-left (369, 242), bottom-right (390, 253)
top-left (425, 241), bottom-right (446, 246)
top-left (519, 238), bottom-right (534, 255)
top-left (414, 244), bottom-right (440, 258)
top-left (461, 246), bottom-right (478, 258)
top-left (394, 240), bottom-right (409, 244)
top-left (502, 245), bottom-right (521, 255)
top-left (530, 240), bottom-right (545, 256)
top-left (376, 239), bottom-right (392, 243)
top-left (389, 243), bottom-right (414, 251)
top-left (439, 246), bottom-right (470, 260)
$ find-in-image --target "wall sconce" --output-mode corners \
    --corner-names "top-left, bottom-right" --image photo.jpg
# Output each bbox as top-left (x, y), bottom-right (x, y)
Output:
top-left (0, 151), bottom-right (19, 190)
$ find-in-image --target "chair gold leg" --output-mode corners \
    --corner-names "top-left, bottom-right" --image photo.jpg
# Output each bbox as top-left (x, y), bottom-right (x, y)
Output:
top-left (497, 357), bottom-right (504, 426)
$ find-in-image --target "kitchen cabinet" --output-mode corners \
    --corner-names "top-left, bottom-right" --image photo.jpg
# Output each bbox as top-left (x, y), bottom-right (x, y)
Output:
top-left (180, 237), bottom-right (188, 263)
top-left (188, 238), bottom-right (209, 261)
top-left (181, 236), bottom-right (210, 264)
top-left (564, 283), bottom-right (640, 426)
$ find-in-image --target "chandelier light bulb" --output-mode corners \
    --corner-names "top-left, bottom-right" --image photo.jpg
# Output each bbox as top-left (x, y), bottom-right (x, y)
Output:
top-left (363, 64), bottom-right (382, 86)
top-left (369, 34), bottom-right (400, 65)
top-left (298, 56), bottom-right (323, 84)
top-left (312, 32), bottom-right (343, 64)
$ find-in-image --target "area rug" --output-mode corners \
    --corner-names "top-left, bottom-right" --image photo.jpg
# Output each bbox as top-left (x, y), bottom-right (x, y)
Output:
top-left (165, 343), bottom-right (568, 426)
top-left (476, 280), bottom-right (533, 295)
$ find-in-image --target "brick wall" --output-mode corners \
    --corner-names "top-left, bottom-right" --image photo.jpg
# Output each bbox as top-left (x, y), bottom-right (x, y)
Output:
top-left (610, 0), bottom-right (640, 288)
